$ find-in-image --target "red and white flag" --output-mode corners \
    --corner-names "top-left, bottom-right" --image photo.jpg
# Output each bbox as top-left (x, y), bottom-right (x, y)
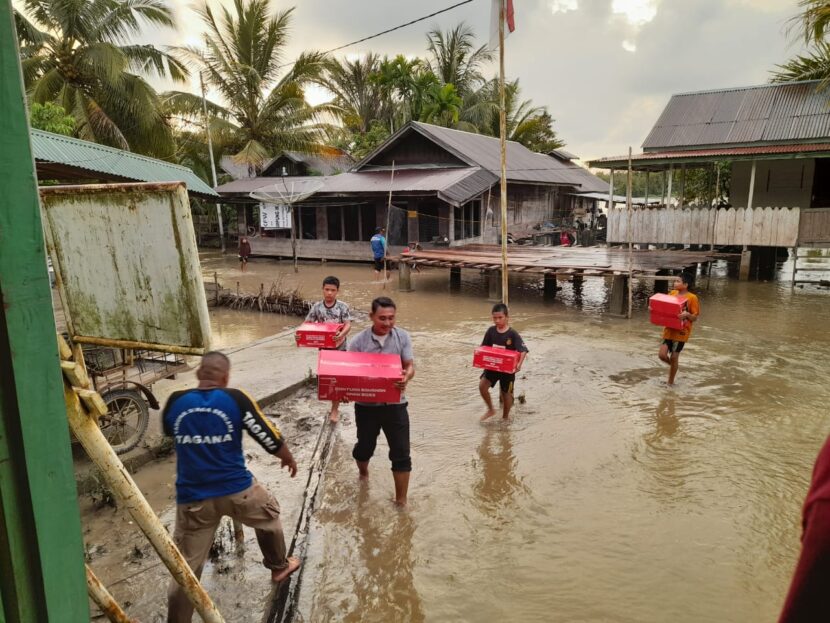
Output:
top-left (489, 0), bottom-right (516, 50)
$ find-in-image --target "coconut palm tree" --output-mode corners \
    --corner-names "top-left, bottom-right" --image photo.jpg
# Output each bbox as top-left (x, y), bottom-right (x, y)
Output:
top-left (164, 0), bottom-right (330, 175)
top-left (773, 1), bottom-right (830, 85)
top-left (481, 79), bottom-right (564, 151)
top-left (319, 53), bottom-right (391, 134)
top-left (15, 0), bottom-right (187, 157)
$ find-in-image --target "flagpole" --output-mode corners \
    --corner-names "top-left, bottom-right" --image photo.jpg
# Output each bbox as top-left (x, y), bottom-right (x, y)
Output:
top-left (499, 0), bottom-right (509, 306)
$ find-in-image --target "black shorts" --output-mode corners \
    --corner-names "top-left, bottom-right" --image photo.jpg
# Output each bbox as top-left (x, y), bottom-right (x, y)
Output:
top-left (373, 258), bottom-right (385, 271)
top-left (353, 402), bottom-right (411, 472)
top-left (662, 339), bottom-right (685, 354)
top-left (481, 370), bottom-right (516, 394)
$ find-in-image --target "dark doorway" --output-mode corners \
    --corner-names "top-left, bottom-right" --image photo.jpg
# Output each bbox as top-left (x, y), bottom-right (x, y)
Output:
top-left (299, 206), bottom-right (317, 239)
top-left (811, 158), bottom-right (830, 208)
top-left (418, 202), bottom-right (440, 242)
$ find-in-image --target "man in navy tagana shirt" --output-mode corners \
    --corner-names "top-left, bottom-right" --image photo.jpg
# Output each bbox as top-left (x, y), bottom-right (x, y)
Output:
top-left (162, 352), bottom-right (300, 622)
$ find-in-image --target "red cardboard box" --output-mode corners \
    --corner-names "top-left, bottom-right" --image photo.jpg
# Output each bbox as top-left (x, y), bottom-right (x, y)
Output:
top-left (648, 294), bottom-right (688, 331)
top-left (317, 350), bottom-right (402, 403)
top-left (296, 322), bottom-right (343, 349)
top-left (473, 345), bottom-right (520, 374)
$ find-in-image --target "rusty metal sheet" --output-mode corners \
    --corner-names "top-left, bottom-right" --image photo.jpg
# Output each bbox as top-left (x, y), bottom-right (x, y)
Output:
top-left (40, 182), bottom-right (211, 352)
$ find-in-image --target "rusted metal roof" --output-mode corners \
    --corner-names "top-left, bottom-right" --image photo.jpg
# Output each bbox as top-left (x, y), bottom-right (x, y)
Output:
top-left (31, 129), bottom-right (217, 198)
top-left (643, 80), bottom-right (830, 150)
top-left (215, 167), bottom-right (499, 206)
top-left (588, 142), bottom-right (830, 169)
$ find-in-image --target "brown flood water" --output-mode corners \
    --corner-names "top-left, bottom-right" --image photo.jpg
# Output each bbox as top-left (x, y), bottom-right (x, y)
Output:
top-left (197, 251), bottom-right (830, 622)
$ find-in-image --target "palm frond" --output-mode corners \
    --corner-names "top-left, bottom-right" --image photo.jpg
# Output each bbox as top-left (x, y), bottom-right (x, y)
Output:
top-left (771, 43), bottom-right (830, 88)
top-left (121, 44), bottom-right (189, 82)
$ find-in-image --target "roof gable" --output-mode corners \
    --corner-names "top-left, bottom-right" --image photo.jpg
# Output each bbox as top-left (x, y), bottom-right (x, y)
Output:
top-left (643, 80), bottom-right (830, 151)
top-left (357, 127), bottom-right (470, 170)
top-left (355, 121), bottom-right (606, 189)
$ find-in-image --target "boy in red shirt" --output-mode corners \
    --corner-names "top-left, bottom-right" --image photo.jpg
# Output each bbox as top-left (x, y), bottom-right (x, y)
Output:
top-left (657, 273), bottom-right (700, 386)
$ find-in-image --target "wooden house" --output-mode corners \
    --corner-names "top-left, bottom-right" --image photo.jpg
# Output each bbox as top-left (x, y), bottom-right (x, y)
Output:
top-left (588, 81), bottom-right (830, 275)
top-left (215, 121), bottom-right (607, 261)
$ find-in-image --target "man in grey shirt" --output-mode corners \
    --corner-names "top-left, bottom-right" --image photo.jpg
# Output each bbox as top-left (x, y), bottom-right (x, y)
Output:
top-left (348, 296), bottom-right (415, 506)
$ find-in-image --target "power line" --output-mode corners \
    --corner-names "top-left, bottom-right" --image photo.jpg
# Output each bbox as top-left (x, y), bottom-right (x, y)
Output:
top-left (278, 0), bottom-right (475, 69)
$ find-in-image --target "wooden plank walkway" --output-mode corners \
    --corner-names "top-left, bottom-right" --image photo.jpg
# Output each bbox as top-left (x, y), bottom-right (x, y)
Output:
top-left (400, 244), bottom-right (717, 277)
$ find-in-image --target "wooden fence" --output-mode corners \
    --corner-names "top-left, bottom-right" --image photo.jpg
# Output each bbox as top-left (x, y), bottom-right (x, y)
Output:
top-left (607, 206), bottom-right (801, 247)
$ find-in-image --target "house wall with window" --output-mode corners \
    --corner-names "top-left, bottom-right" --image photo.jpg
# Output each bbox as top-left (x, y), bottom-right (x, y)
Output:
top-left (730, 159), bottom-right (815, 209)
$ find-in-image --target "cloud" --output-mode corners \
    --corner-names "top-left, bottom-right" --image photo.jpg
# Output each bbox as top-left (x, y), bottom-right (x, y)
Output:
top-left (66, 0), bottom-right (799, 162)
top-left (550, 0), bottom-right (579, 14)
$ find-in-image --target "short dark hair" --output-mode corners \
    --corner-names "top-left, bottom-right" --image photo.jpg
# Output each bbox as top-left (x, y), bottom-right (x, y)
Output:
top-left (322, 275), bottom-right (340, 289)
top-left (678, 272), bottom-right (692, 286)
top-left (371, 296), bottom-right (396, 313)
top-left (491, 303), bottom-right (509, 315)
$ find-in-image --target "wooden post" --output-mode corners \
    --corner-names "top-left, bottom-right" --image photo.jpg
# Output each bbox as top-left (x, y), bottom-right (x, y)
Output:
top-left (608, 168), bottom-right (615, 213)
top-left (627, 147), bottom-right (633, 319)
top-left (449, 266), bottom-right (461, 290)
top-left (0, 8), bottom-right (90, 616)
top-left (678, 163), bottom-right (686, 209)
top-left (383, 162), bottom-right (395, 287)
top-left (666, 164), bottom-right (673, 207)
top-left (399, 261), bottom-right (412, 292)
top-left (291, 204), bottom-right (299, 273)
top-left (543, 272), bottom-right (557, 299)
top-left (740, 160), bottom-right (757, 281)
top-left (499, 0), bottom-right (509, 305)
top-left (488, 269), bottom-right (502, 302)
top-left (644, 170), bottom-right (649, 207)
top-left (609, 275), bottom-right (629, 316)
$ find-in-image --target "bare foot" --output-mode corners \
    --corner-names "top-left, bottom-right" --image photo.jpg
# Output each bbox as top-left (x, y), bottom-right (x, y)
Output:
top-left (480, 408), bottom-right (496, 422)
top-left (392, 497), bottom-right (407, 507)
top-left (271, 557), bottom-right (301, 583)
top-left (329, 409), bottom-right (339, 424)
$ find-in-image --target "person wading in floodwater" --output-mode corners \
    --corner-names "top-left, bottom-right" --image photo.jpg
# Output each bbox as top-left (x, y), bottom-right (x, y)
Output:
top-left (479, 303), bottom-right (528, 422)
top-left (238, 236), bottom-right (252, 272)
top-left (162, 352), bottom-right (300, 622)
top-left (657, 273), bottom-right (700, 386)
top-left (370, 227), bottom-right (387, 281)
top-left (300, 275), bottom-right (352, 423)
top-left (348, 297), bottom-right (415, 506)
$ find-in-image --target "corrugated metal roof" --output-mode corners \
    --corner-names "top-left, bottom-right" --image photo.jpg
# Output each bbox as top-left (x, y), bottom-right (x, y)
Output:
top-left (408, 122), bottom-right (605, 188)
top-left (642, 81), bottom-right (830, 151)
top-left (278, 150), bottom-right (354, 176)
top-left (31, 129), bottom-right (217, 198)
top-left (215, 167), bottom-right (499, 206)
top-left (589, 142), bottom-right (830, 168)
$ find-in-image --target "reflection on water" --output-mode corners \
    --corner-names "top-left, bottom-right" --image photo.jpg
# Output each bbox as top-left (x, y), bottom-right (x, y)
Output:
top-left (198, 251), bottom-right (830, 622)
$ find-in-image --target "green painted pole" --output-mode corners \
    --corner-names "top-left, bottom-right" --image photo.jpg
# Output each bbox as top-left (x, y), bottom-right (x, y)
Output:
top-left (0, 1), bottom-right (90, 620)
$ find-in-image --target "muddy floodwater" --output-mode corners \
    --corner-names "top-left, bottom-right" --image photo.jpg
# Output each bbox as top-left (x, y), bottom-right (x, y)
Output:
top-left (195, 251), bottom-right (830, 622)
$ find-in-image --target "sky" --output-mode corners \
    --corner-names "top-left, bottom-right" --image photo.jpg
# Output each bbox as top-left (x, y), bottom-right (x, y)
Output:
top-left (27, 0), bottom-right (809, 161)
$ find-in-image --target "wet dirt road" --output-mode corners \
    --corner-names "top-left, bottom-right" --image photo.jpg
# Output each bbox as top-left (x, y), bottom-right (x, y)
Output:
top-left (196, 253), bottom-right (830, 623)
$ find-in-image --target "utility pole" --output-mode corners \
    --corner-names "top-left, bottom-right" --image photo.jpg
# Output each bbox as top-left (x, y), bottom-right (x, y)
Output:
top-left (498, 0), bottom-right (509, 305)
top-left (200, 73), bottom-right (226, 253)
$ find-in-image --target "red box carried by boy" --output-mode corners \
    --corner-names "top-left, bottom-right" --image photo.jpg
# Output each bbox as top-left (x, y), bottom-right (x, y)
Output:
top-left (648, 293), bottom-right (688, 331)
top-left (473, 345), bottom-right (520, 374)
top-left (317, 350), bottom-right (402, 403)
top-left (296, 322), bottom-right (343, 349)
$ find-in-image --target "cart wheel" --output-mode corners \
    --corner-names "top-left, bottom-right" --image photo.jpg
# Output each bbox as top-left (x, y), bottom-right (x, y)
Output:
top-left (100, 389), bottom-right (149, 455)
